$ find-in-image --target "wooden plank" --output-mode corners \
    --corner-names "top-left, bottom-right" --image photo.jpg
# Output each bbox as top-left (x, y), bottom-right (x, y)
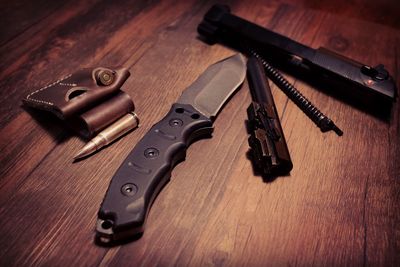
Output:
top-left (0, 0), bottom-right (71, 46)
top-left (0, 0), bottom-right (200, 207)
top-left (280, 0), bottom-right (400, 30)
top-left (0, 0), bottom-right (399, 266)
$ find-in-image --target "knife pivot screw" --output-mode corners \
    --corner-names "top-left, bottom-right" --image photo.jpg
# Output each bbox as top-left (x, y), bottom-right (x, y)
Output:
top-left (95, 69), bottom-right (115, 86)
top-left (169, 119), bottom-right (183, 127)
top-left (144, 147), bottom-right (159, 158)
top-left (121, 183), bottom-right (138, 196)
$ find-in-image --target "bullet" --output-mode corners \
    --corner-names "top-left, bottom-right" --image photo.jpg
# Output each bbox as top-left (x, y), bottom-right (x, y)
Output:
top-left (74, 112), bottom-right (139, 160)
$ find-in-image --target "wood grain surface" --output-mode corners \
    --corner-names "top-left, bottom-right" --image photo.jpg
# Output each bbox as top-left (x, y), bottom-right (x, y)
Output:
top-left (0, 0), bottom-right (399, 266)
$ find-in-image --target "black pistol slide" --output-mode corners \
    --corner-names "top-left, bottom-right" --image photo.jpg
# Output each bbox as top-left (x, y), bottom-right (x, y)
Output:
top-left (198, 4), bottom-right (396, 114)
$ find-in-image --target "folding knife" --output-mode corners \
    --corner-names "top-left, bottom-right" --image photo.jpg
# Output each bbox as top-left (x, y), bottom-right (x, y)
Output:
top-left (96, 54), bottom-right (246, 243)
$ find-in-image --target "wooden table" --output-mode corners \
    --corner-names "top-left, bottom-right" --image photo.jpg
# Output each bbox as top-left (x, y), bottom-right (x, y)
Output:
top-left (1, 0), bottom-right (399, 266)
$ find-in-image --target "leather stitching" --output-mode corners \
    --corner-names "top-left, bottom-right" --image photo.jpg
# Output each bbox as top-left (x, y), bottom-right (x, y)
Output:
top-left (26, 74), bottom-right (73, 105)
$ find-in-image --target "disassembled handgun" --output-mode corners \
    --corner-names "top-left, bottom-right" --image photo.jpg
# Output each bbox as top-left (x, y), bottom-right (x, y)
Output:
top-left (198, 4), bottom-right (396, 115)
top-left (247, 57), bottom-right (293, 177)
top-left (92, 4), bottom-right (398, 244)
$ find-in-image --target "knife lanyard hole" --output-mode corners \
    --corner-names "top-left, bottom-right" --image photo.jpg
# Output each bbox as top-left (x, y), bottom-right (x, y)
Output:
top-left (175, 108), bottom-right (184, 113)
top-left (101, 219), bottom-right (113, 230)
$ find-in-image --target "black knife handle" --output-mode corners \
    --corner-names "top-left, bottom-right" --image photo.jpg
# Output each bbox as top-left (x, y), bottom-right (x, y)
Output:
top-left (96, 103), bottom-right (213, 242)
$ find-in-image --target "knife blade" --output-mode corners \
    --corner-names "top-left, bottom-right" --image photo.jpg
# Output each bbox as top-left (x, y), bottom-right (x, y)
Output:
top-left (96, 54), bottom-right (246, 243)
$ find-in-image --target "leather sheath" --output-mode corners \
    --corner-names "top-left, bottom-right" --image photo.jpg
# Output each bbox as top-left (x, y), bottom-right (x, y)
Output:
top-left (23, 67), bottom-right (135, 138)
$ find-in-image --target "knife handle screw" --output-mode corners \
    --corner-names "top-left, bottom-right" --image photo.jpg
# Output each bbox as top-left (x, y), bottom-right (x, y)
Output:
top-left (169, 119), bottom-right (183, 127)
top-left (121, 183), bottom-right (138, 196)
top-left (144, 148), bottom-right (159, 158)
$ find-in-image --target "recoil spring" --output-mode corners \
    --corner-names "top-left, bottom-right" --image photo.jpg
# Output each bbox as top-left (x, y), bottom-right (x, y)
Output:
top-left (248, 48), bottom-right (343, 136)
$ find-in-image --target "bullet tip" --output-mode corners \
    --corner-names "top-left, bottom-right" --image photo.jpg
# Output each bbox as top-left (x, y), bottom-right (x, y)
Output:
top-left (73, 141), bottom-right (97, 160)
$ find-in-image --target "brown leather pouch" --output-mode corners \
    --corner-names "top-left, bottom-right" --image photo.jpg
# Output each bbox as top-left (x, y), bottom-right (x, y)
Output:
top-left (23, 67), bottom-right (134, 138)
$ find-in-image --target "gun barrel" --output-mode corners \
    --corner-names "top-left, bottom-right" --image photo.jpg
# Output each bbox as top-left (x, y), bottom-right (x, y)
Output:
top-left (247, 56), bottom-right (273, 106)
top-left (246, 57), bottom-right (293, 176)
